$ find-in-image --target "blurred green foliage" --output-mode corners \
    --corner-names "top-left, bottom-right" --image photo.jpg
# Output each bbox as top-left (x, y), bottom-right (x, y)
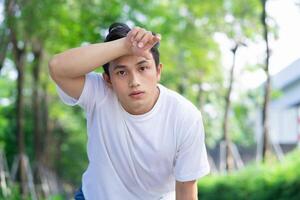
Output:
top-left (0, 184), bottom-right (65, 200)
top-left (198, 149), bottom-right (300, 200)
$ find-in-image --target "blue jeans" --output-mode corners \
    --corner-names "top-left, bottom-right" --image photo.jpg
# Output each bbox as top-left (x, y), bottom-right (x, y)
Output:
top-left (74, 186), bottom-right (85, 200)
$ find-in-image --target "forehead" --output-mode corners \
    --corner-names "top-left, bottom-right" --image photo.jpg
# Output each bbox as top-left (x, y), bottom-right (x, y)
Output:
top-left (110, 52), bottom-right (154, 69)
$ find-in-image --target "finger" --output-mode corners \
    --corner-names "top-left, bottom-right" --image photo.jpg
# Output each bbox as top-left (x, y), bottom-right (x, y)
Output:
top-left (142, 34), bottom-right (161, 50)
top-left (133, 28), bottom-right (147, 43)
top-left (129, 27), bottom-right (140, 42)
top-left (142, 42), bottom-right (154, 51)
top-left (152, 34), bottom-right (161, 44)
top-left (138, 31), bottom-right (152, 48)
top-left (133, 41), bottom-right (138, 47)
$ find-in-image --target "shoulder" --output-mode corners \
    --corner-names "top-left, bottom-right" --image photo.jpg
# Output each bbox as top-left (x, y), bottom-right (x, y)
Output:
top-left (159, 85), bottom-right (204, 148)
top-left (85, 72), bottom-right (111, 104)
top-left (159, 84), bottom-right (202, 123)
top-left (86, 72), bottom-right (106, 84)
top-left (86, 72), bottom-right (110, 90)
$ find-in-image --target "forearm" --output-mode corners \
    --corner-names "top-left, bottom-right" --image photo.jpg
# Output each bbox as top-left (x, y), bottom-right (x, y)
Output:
top-left (176, 181), bottom-right (198, 200)
top-left (49, 38), bottom-right (129, 78)
top-left (176, 191), bottom-right (198, 200)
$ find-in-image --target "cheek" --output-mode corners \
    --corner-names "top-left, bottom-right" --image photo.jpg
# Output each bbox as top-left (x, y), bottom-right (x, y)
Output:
top-left (146, 70), bottom-right (159, 82)
top-left (112, 78), bottom-right (127, 92)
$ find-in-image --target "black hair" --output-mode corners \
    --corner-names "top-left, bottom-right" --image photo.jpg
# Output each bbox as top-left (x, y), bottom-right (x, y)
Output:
top-left (102, 22), bottom-right (160, 75)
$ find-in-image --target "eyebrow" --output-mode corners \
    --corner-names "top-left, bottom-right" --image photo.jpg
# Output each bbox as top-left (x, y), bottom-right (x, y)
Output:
top-left (113, 65), bottom-right (126, 71)
top-left (112, 60), bottom-right (148, 71)
top-left (136, 60), bottom-right (148, 65)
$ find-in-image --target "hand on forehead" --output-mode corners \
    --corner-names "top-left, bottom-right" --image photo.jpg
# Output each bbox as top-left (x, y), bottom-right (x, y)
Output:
top-left (125, 27), bottom-right (160, 60)
top-left (127, 27), bottom-right (161, 49)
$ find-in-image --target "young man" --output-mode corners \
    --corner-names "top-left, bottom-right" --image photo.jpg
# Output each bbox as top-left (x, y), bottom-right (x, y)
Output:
top-left (49, 22), bottom-right (210, 200)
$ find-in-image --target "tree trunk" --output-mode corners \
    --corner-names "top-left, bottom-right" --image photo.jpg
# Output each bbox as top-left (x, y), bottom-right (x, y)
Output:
top-left (197, 82), bottom-right (204, 113)
top-left (5, 0), bottom-right (28, 195)
top-left (31, 42), bottom-right (44, 190)
top-left (177, 50), bottom-right (186, 95)
top-left (32, 42), bottom-right (43, 165)
top-left (13, 36), bottom-right (27, 196)
top-left (261, 0), bottom-right (271, 163)
top-left (223, 44), bottom-right (238, 171)
top-left (0, 27), bottom-right (9, 73)
top-left (41, 81), bottom-right (53, 168)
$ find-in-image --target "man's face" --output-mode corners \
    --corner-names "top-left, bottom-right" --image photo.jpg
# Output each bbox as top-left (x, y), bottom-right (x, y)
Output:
top-left (104, 51), bottom-right (162, 115)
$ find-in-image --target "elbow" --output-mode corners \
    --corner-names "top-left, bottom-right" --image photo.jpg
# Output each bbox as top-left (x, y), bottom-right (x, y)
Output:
top-left (48, 55), bottom-right (61, 80)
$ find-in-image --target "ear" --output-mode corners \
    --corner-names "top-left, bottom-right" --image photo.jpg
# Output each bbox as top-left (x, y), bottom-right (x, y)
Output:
top-left (156, 63), bottom-right (163, 81)
top-left (103, 73), bottom-right (112, 88)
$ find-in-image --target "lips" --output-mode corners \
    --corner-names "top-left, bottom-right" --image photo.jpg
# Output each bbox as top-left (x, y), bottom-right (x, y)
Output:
top-left (129, 91), bottom-right (145, 98)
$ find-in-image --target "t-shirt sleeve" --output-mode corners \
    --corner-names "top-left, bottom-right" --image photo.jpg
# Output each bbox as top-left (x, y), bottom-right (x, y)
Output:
top-left (174, 115), bottom-right (210, 182)
top-left (56, 72), bottom-right (108, 112)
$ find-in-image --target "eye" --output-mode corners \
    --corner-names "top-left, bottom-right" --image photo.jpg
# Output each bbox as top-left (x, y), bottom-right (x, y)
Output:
top-left (116, 70), bottom-right (127, 76)
top-left (139, 66), bottom-right (148, 71)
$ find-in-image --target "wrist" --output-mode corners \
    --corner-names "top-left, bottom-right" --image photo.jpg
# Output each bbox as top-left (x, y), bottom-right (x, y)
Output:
top-left (117, 37), bottom-right (131, 56)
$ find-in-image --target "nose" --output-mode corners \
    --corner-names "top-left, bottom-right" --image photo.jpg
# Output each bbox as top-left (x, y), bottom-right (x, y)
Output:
top-left (129, 73), bottom-right (140, 88)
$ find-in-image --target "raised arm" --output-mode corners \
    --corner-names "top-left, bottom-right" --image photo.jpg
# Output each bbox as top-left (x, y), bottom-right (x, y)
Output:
top-left (48, 26), bottom-right (160, 99)
top-left (48, 38), bottom-right (129, 99)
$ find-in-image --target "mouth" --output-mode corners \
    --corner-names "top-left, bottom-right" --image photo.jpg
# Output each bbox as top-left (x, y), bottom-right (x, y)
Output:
top-left (129, 91), bottom-right (145, 99)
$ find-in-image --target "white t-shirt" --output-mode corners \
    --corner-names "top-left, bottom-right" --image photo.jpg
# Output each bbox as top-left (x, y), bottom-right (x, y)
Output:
top-left (57, 72), bottom-right (210, 200)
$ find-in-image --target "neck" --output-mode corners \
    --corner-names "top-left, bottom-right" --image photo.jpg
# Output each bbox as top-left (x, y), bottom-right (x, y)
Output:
top-left (125, 86), bottom-right (160, 115)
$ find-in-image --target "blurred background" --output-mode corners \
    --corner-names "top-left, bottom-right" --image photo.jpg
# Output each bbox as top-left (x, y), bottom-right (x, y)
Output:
top-left (0, 0), bottom-right (300, 199)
